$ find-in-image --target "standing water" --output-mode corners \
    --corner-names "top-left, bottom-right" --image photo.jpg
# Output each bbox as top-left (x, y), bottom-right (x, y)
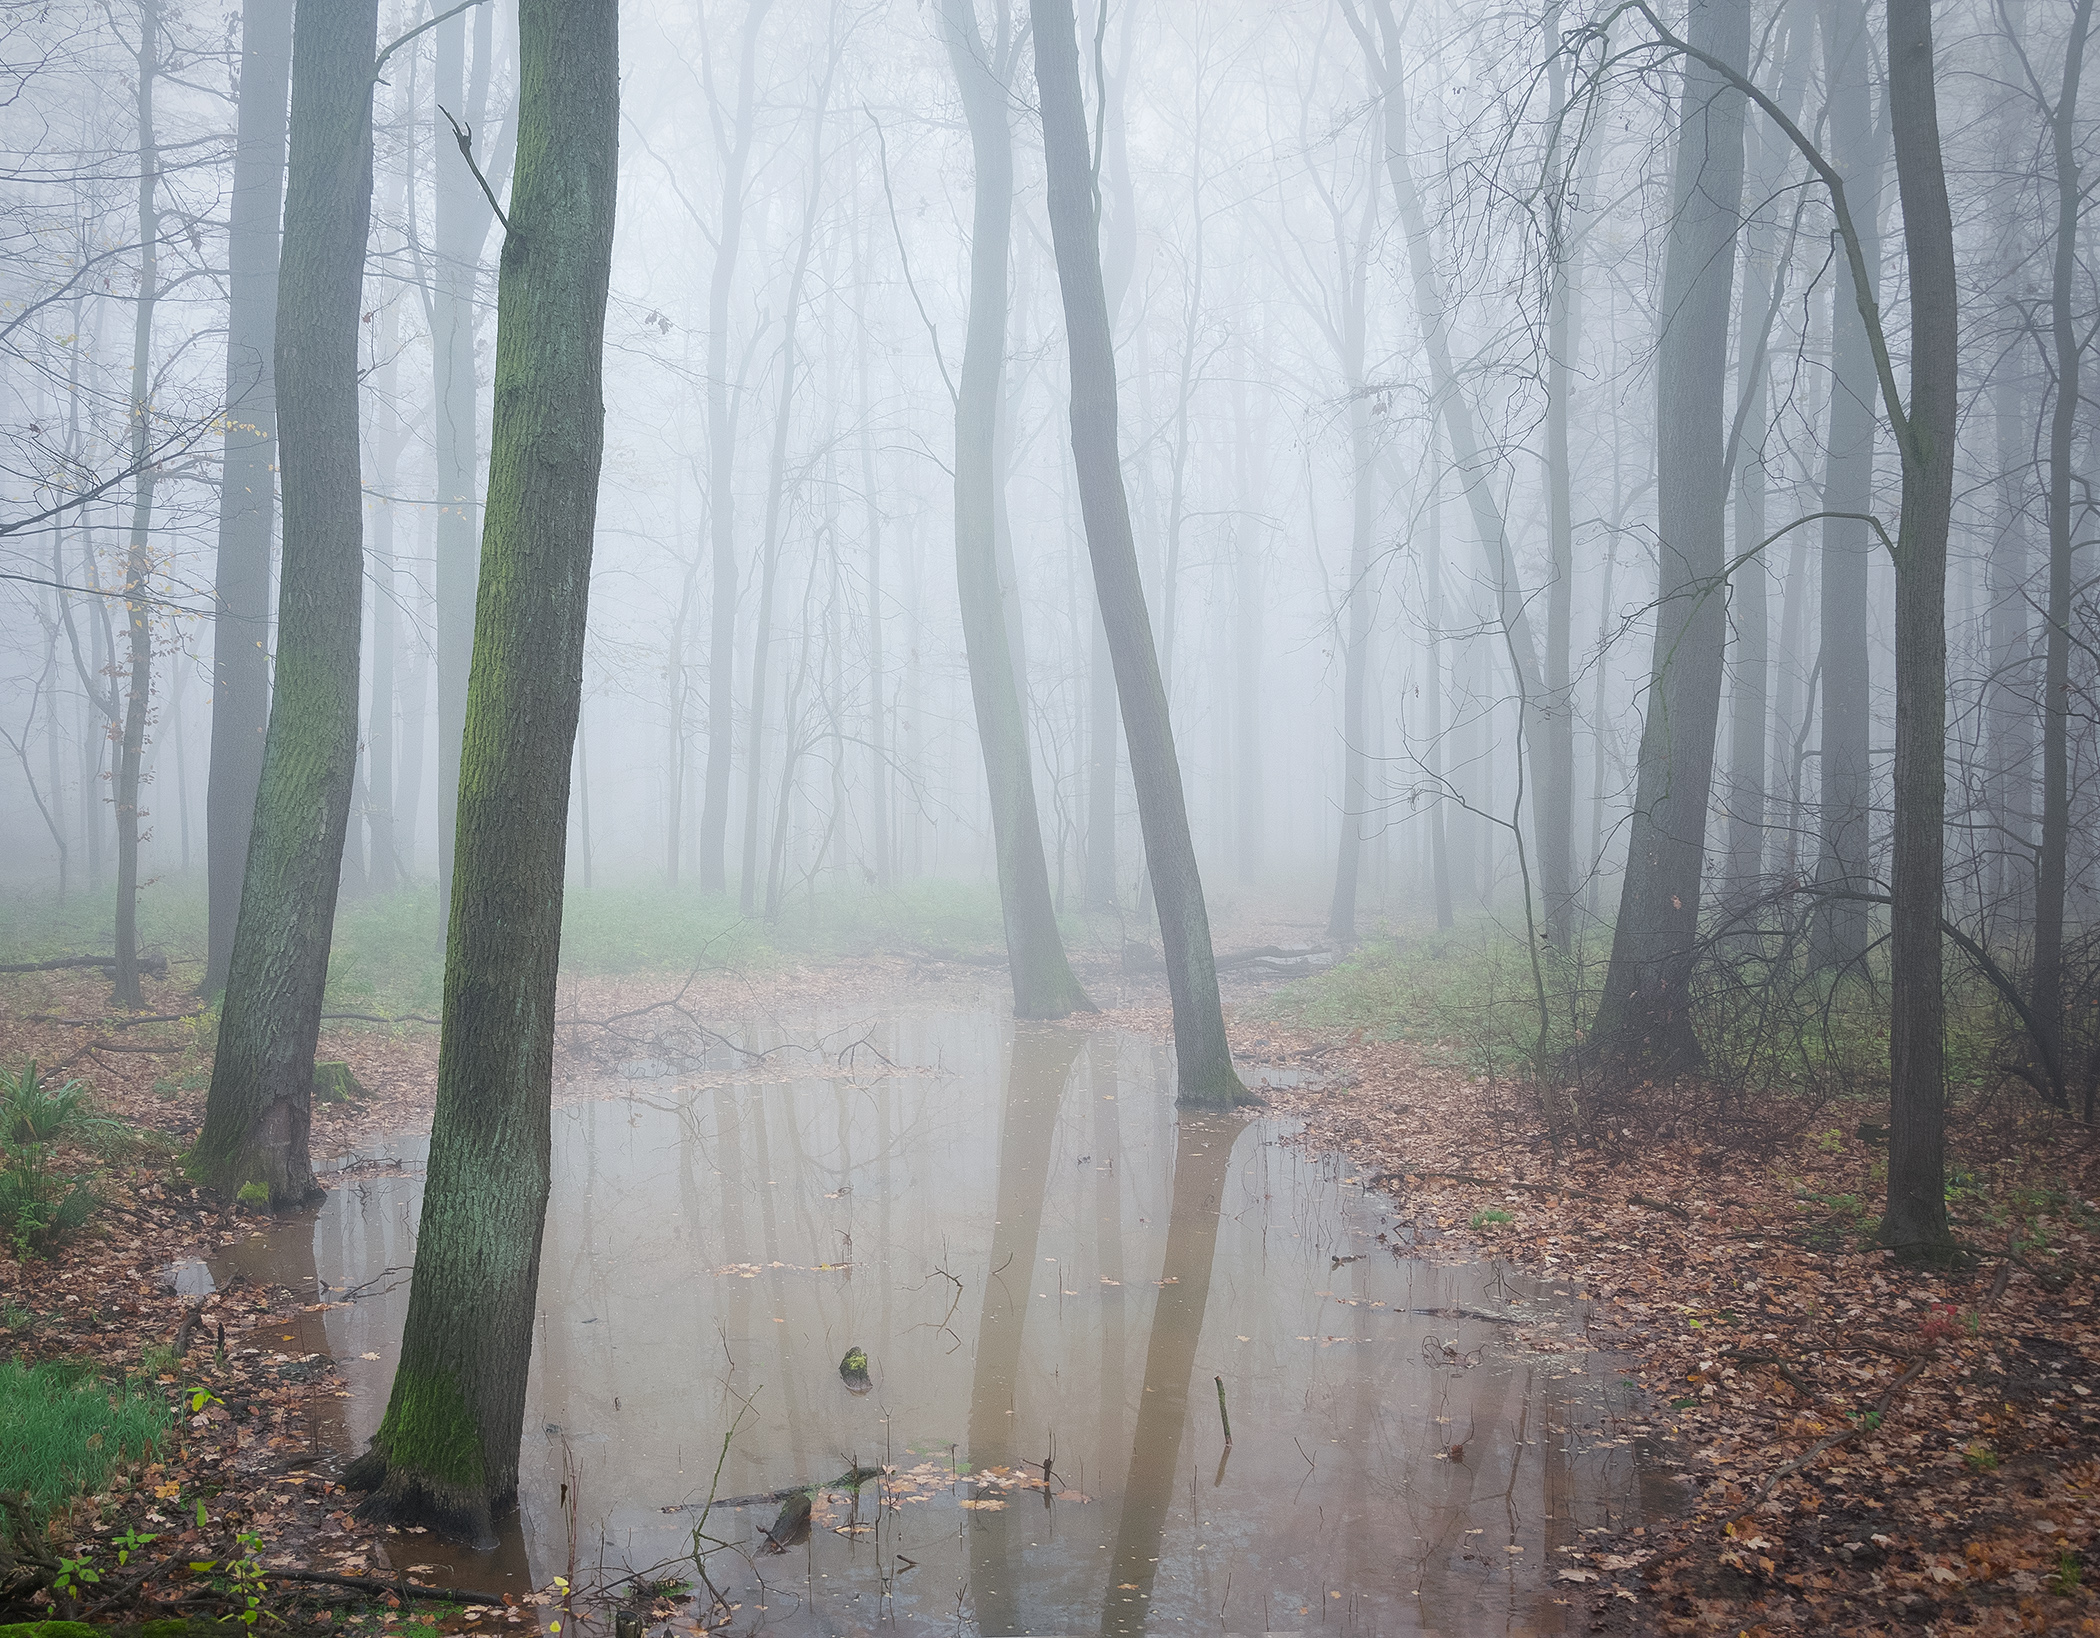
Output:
top-left (209, 1008), bottom-right (1669, 1635)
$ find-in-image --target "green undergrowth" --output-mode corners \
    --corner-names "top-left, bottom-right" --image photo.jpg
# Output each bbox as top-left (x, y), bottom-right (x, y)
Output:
top-left (1262, 913), bottom-right (2036, 1105)
top-left (0, 1358), bottom-right (170, 1517)
top-left (1261, 916), bottom-right (1586, 1080)
top-left (0, 876), bottom-right (1039, 1023)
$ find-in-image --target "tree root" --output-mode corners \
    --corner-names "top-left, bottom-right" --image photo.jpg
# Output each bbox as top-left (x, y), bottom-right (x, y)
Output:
top-left (344, 1450), bottom-right (502, 1552)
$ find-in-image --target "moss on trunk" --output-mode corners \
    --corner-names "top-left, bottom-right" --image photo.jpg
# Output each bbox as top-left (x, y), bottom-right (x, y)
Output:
top-left (347, 0), bottom-right (619, 1539)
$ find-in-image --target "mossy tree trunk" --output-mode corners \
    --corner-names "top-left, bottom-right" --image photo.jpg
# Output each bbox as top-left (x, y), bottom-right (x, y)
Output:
top-left (1029, 0), bottom-right (1245, 1106)
top-left (346, 0), bottom-right (618, 1540)
top-left (191, 0), bottom-right (380, 1209)
top-left (939, 0), bottom-right (1093, 1021)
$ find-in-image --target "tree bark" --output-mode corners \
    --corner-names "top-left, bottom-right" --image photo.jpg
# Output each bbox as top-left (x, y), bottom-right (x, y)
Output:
top-left (1723, 0), bottom-right (1815, 899)
top-left (1539, 2), bottom-right (1581, 951)
top-left (1083, 14), bottom-right (1137, 912)
top-left (112, 0), bottom-right (160, 1012)
top-left (1810, 0), bottom-right (1884, 971)
top-left (1881, 0), bottom-right (1957, 1256)
top-left (347, 0), bottom-right (617, 1539)
top-left (1030, 0), bottom-right (1246, 1107)
top-left (1327, 179), bottom-right (1378, 943)
top-left (2030, 0), bottom-right (2093, 1095)
top-left (205, 0), bottom-right (292, 998)
top-left (1425, 468), bottom-right (1454, 929)
top-left (433, 0), bottom-right (503, 917)
top-left (939, 0), bottom-right (1093, 1018)
top-left (1594, 0), bottom-right (1748, 1070)
top-left (192, 0), bottom-right (380, 1208)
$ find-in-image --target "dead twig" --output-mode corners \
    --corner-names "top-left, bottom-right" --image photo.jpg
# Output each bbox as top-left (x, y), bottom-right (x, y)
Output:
top-left (1732, 1353), bottom-right (1933, 1521)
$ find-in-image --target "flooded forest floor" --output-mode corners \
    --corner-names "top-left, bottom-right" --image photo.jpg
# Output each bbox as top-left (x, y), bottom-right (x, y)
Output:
top-left (3, 934), bottom-right (2099, 1638)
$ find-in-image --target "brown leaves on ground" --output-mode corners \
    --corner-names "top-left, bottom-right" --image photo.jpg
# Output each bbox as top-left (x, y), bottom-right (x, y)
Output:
top-left (1241, 1020), bottom-right (2100, 1636)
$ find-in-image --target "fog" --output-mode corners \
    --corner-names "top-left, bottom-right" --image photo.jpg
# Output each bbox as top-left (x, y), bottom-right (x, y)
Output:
top-left (0, 0), bottom-right (2087, 1016)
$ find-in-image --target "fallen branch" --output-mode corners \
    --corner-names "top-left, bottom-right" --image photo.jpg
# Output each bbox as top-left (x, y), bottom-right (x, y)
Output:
top-left (1370, 1166), bottom-right (1689, 1218)
top-left (24, 1010), bottom-right (203, 1030)
top-left (0, 953), bottom-right (168, 977)
top-left (319, 1011), bottom-right (441, 1027)
top-left (1732, 1353), bottom-right (1932, 1521)
top-left (266, 1569), bottom-right (510, 1605)
top-left (660, 1465), bottom-right (884, 1514)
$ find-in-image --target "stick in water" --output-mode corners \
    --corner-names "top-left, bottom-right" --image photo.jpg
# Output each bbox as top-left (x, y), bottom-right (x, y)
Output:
top-left (1215, 1375), bottom-right (1233, 1447)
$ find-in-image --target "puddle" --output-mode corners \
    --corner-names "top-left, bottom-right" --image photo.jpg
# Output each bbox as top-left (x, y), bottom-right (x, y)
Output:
top-left (217, 1010), bottom-right (1671, 1635)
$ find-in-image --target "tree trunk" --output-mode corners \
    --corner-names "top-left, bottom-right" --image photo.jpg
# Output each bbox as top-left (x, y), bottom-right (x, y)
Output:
top-left (1593, 0), bottom-right (1748, 1070)
top-left (1325, 173), bottom-right (1378, 942)
top-left (1083, 16), bottom-right (1137, 912)
top-left (1231, 361), bottom-right (1263, 887)
top-left (2030, 0), bottom-right (2093, 1096)
top-left (396, 531), bottom-right (431, 876)
top-left (697, 0), bottom-right (771, 894)
top-left (206, 0), bottom-right (292, 997)
top-left (856, 297), bottom-right (890, 887)
top-left (1722, 0), bottom-right (1815, 902)
top-left (939, 0), bottom-right (1093, 1018)
top-left (1360, 0), bottom-right (1551, 915)
top-left (1810, 0), bottom-right (1884, 972)
top-left (347, 0), bottom-right (617, 1539)
top-left (433, 1), bottom-right (502, 917)
top-left (1030, 0), bottom-right (1246, 1107)
top-left (191, 0), bottom-right (380, 1209)
top-left (1425, 469), bottom-right (1454, 929)
top-left (736, 52), bottom-right (836, 916)
top-left (1987, 348), bottom-right (2034, 921)
top-left (1539, 3), bottom-right (1581, 951)
top-left (1881, 0), bottom-right (1956, 1256)
top-left (112, 0), bottom-right (160, 1012)
top-left (366, 260), bottom-right (402, 896)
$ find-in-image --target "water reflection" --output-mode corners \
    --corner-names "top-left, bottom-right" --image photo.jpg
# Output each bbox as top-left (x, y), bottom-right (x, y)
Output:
top-left (219, 1008), bottom-right (1660, 1634)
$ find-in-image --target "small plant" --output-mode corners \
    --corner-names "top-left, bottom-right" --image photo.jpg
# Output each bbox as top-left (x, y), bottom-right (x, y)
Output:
top-left (1, 1061), bottom-right (121, 1254)
top-left (51, 1548), bottom-right (101, 1607)
top-left (2051, 1548), bottom-right (2084, 1596)
top-left (112, 1525), bottom-right (160, 1566)
top-left (1962, 1442), bottom-right (1998, 1472)
top-left (1469, 1207), bottom-right (1514, 1230)
top-left (1814, 1128), bottom-right (1844, 1154)
top-left (186, 1539), bottom-right (265, 1627)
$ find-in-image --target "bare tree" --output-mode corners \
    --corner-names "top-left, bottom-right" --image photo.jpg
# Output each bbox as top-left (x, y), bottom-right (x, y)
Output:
top-left (1030, 0), bottom-right (1247, 1107)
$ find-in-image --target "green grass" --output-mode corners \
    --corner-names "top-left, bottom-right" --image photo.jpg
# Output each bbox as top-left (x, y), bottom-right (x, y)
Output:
top-left (1, 876), bottom-right (1027, 1021)
top-left (0, 1358), bottom-right (170, 1516)
top-left (1260, 915), bottom-right (1582, 1079)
